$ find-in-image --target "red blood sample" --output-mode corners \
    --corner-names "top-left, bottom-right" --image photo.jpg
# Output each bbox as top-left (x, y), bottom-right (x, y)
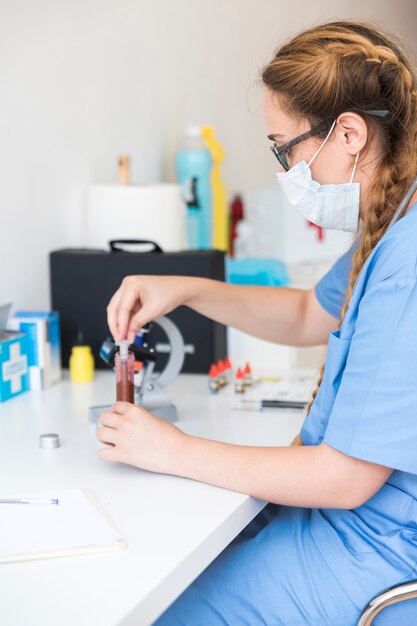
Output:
top-left (115, 352), bottom-right (135, 403)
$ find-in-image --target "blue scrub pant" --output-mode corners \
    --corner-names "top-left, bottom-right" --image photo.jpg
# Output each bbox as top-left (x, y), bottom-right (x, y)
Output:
top-left (155, 505), bottom-right (417, 626)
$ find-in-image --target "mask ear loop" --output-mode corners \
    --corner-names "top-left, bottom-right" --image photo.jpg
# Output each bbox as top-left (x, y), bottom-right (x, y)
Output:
top-left (350, 152), bottom-right (360, 184)
top-left (307, 120), bottom-right (337, 167)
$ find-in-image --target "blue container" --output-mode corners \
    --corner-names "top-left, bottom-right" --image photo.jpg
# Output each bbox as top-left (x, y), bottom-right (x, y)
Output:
top-left (175, 127), bottom-right (213, 249)
top-left (226, 257), bottom-right (290, 287)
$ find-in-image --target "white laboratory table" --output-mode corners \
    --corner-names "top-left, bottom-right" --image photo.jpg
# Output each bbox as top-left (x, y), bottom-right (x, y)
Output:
top-left (0, 372), bottom-right (305, 626)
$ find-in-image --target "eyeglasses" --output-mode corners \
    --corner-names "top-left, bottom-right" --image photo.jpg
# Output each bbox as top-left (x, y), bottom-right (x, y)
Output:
top-left (268, 110), bottom-right (389, 172)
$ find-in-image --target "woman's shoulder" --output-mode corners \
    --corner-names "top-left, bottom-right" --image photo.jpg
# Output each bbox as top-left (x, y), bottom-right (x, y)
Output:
top-left (367, 202), bottom-right (417, 283)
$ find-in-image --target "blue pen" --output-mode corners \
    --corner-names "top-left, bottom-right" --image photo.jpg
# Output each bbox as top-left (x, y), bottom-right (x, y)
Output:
top-left (0, 497), bottom-right (59, 505)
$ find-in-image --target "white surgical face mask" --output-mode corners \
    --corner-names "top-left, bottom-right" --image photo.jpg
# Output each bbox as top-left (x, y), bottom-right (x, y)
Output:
top-left (276, 121), bottom-right (360, 232)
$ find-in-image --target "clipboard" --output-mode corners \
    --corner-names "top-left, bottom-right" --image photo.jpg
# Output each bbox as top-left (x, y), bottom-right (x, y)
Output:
top-left (0, 488), bottom-right (127, 564)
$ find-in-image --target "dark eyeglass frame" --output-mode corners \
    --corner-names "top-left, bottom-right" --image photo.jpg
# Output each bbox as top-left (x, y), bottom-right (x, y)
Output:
top-left (268, 109), bottom-right (389, 171)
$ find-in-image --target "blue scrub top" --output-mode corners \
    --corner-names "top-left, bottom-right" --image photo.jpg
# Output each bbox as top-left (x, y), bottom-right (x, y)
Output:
top-left (302, 202), bottom-right (417, 598)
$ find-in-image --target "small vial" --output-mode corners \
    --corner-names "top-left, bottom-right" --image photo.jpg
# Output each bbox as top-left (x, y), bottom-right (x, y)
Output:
top-left (217, 359), bottom-right (227, 387)
top-left (115, 342), bottom-right (135, 403)
top-left (208, 364), bottom-right (220, 394)
top-left (243, 362), bottom-right (253, 387)
top-left (235, 367), bottom-right (245, 394)
top-left (69, 333), bottom-right (94, 383)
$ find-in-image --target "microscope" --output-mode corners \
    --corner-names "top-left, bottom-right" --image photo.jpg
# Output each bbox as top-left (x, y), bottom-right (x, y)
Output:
top-left (89, 316), bottom-right (185, 426)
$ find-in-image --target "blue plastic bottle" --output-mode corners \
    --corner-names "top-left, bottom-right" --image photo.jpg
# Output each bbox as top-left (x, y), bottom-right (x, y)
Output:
top-left (175, 126), bottom-right (213, 249)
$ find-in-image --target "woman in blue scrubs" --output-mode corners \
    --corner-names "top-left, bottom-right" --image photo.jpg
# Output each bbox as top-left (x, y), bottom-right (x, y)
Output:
top-left (98, 21), bottom-right (417, 625)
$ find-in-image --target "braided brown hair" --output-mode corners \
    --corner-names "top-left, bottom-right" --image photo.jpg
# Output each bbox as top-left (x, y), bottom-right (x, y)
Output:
top-left (262, 21), bottom-right (417, 429)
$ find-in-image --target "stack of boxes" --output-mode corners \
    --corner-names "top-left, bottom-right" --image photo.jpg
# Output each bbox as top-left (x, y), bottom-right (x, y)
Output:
top-left (8, 312), bottom-right (61, 390)
top-left (0, 306), bottom-right (62, 402)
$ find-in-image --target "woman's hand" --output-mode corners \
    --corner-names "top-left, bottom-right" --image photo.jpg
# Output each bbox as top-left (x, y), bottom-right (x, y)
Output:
top-left (107, 275), bottom-right (195, 343)
top-left (96, 402), bottom-right (188, 474)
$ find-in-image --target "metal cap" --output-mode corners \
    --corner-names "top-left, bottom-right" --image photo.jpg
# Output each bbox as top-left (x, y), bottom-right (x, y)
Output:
top-left (39, 433), bottom-right (60, 449)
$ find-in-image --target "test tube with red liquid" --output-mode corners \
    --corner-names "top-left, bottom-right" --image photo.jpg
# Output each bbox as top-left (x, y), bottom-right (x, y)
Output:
top-left (115, 341), bottom-right (135, 403)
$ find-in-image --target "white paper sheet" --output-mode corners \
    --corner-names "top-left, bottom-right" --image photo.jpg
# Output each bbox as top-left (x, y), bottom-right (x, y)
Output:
top-left (0, 489), bottom-right (122, 559)
top-left (232, 373), bottom-right (316, 411)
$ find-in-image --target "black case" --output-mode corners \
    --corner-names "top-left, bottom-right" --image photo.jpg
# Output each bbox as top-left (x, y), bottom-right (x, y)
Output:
top-left (49, 244), bottom-right (227, 373)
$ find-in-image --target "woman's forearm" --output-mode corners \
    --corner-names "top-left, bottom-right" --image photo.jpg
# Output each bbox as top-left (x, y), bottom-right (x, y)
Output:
top-left (97, 401), bottom-right (392, 508)
top-left (183, 277), bottom-right (311, 346)
top-left (174, 434), bottom-right (391, 510)
top-left (175, 435), bottom-right (343, 507)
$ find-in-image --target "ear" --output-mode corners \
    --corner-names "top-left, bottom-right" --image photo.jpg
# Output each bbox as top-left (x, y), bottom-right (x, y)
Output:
top-left (334, 112), bottom-right (368, 156)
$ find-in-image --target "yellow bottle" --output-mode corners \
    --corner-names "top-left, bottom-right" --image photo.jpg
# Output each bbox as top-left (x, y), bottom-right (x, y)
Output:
top-left (69, 346), bottom-right (95, 383)
top-left (202, 126), bottom-right (229, 252)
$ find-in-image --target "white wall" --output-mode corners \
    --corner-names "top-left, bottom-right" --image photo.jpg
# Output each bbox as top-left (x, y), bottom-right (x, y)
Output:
top-left (1, 0), bottom-right (416, 309)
